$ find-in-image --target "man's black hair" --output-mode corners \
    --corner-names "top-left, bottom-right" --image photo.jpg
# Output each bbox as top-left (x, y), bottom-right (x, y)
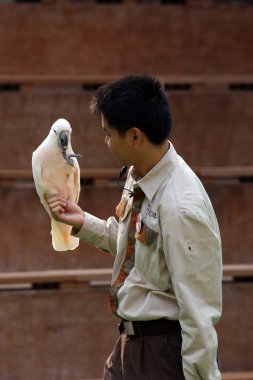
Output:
top-left (90, 74), bottom-right (172, 145)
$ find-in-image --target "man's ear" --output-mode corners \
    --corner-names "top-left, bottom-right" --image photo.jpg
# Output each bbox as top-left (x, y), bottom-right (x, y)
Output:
top-left (127, 127), bottom-right (143, 145)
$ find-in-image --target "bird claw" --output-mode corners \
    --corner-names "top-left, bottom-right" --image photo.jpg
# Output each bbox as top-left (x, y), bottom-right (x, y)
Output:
top-left (62, 151), bottom-right (82, 166)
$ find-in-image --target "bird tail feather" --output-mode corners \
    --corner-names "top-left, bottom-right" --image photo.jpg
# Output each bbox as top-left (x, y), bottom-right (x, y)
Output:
top-left (51, 220), bottom-right (79, 251)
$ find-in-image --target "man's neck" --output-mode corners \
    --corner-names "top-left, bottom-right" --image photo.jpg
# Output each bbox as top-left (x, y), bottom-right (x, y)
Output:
top-left (133, 140), bottom-right (170, 178)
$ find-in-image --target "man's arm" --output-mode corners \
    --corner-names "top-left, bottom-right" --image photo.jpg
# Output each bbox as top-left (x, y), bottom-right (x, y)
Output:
top-left (163, 211), bottom-right (222, 380)
top-left (47, 195), bottom-right (118, 255)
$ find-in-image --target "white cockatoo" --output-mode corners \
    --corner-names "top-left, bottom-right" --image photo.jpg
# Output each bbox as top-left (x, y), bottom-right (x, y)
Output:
top-left (32, 118), bottom-right (81, 251)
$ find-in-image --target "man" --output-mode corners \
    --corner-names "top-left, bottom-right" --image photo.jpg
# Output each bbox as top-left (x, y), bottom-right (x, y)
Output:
top-left (48, 75), bottom-right (222, 380)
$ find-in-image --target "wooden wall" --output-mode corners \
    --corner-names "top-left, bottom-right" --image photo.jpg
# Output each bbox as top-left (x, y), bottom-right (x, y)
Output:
top-left (0, 286), bottom-right (118, 380)
top-left (0, 90), bottom-right (253, 170)
top-left (0, 282), bottom-right (251, 379)
top-left (0, 182), bottom-right (252, 273)
top-left (0, 3), bottom-right (252, 76)
top-left (0, 1), bottom-right (252, 379)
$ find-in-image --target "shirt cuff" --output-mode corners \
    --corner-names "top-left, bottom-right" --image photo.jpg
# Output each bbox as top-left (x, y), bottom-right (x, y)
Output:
top-left (71, 212), bottom-right (113, 253)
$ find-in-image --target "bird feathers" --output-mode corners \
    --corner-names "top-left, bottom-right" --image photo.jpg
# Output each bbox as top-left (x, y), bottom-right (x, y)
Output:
top-left (32, 118), bottom-right (81, 251)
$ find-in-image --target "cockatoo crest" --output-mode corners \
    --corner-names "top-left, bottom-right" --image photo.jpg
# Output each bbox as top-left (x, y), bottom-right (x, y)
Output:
top-left (50, 118), bottom-right (72, 143)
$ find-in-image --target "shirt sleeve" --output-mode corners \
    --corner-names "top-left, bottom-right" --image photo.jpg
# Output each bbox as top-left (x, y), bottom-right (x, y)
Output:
top-left (72, 212), bottom-right (119, 256)
top-left (163, 210), bottom-right (222, 380)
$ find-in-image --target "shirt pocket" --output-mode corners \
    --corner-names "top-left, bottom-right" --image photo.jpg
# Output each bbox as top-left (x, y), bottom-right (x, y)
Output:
top-left (135, 222), bottom-right (160, 283)
top-left (135, 222), bottom-right (158, 246)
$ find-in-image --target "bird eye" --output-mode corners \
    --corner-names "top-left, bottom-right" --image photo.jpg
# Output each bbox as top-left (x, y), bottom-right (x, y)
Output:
top-left (53, 129), bottom-right (56, 134)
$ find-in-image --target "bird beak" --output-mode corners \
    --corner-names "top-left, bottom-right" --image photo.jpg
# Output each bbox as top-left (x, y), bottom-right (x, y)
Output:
top-left (58, 131), bottom-right (69, 150)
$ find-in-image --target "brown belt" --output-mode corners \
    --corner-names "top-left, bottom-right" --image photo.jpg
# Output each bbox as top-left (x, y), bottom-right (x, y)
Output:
top-left (119, 318), bottom-right (181, 336)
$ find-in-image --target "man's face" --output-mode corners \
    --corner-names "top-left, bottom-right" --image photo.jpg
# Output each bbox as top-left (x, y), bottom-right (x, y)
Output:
top-left (102, 116), bottom-right (132, 166)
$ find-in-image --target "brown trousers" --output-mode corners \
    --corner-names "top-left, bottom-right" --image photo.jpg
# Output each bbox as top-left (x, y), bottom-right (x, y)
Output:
top-left (103, 331), bottom-right (185, 380)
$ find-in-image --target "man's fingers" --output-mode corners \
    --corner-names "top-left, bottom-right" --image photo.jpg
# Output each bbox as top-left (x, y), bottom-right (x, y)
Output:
top-left (48, 199), bottom-right (67, 210)
top-left (51, 205), bottom-right (66, 214)
top-left (47, 195), bottom-right (66, 204)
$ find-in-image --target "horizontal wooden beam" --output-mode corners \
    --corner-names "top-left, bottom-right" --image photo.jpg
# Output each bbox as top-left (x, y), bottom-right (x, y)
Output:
top-left (0, 74), bottom-right (253, 86)
top-left (0, 5), bottom-right (251, 78)
top-left (0, 265), bottom-right (252, 286)
top-left (222, 373), bottom-right (253, 380)
top-left (0, 167), bottom-right (252, 181)
top-left (194, 166), bottom-right (253, 178)
top-left (223, 264), bottom-right (253, 278)
top-left (0, 269), bottom-right (113, 285)
top-left (0, 168), bottom-right (119, 180)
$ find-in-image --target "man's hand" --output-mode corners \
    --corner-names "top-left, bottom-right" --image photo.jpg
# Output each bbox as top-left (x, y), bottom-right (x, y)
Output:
top-left (47, 195), bottom-right (84, 231)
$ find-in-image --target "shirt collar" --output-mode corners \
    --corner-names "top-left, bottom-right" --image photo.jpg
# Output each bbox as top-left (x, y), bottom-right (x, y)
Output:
top-left (130, 142), bottom-right (179, 202)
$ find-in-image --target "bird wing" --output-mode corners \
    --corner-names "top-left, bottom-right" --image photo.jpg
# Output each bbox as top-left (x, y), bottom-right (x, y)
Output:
top-left (32, 151), bottom-right (52, 219)
top-left (73, 157), bottom-right (81, 204)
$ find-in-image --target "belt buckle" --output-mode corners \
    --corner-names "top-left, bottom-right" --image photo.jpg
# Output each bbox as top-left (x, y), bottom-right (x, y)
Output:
top-left (123, 321), bottom-right (135, 336)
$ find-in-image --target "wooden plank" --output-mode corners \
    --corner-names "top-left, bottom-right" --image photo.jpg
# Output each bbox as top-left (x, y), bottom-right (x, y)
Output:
top-left (0, 91), bottom-right (116, 170)
top-left (0, 168), bottom-right (119, 180)
top-left (0, 91), bottom-right (253, 169)
top-left (223, 265), bottom-right (253, 279)
top-left (206, 183), bottom-right (253, 264)
top-left (217, 282), bottom-right (253, 371)
top-left (0, 282), bottom-right (251, 378)
top-left (0, 4), bottom-right (252, 75)
top-left (222, 373), bottom-right (253, 380)
top-left (0, 182), bottom-right (252, 272)
top-left (0, 265), bottom-right (252, 286)
top-left (1, 166), bottom-right (253, 181)
top-left (169, 92), bottom-right (253, 167)
top-left (0, 287), bottom-right (118, 379)
top-left (0, 184), bottom-right (121, 272)
top-left (0, 269), bottom-right (113, 285)
top-left (194, 167), bottom-right (253, 179)
top-left (0, 74), bottom-right (253, 86)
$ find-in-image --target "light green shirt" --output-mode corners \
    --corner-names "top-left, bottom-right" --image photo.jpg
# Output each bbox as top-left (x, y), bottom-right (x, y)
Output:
top-left (75, 143), bottom-right (222, 380)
